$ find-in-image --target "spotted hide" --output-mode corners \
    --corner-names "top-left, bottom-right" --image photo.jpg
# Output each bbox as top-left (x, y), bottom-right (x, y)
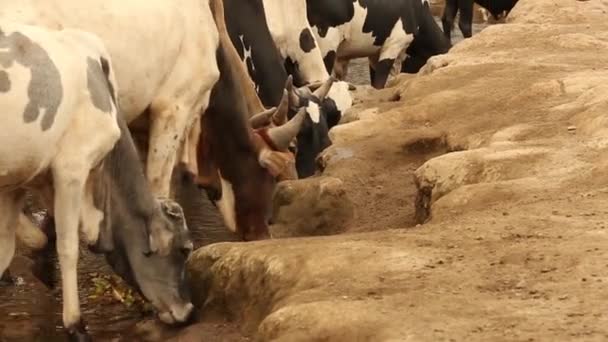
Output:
top-left (307, 0), bottom-right (450, 88)
top-left (0, 0), bottom-right (220, 198)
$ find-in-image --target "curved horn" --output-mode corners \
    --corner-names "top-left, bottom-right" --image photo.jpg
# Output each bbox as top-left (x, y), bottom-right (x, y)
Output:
top-left (307, 80), bottom-right (325, 91)
top-left (285, 75), bottom-right (301, 108)
top-left (249, 106), bottom-right (277, 129)
top-left (272, 90), bottom-right (289, 125)
top-left (285, 74), bottom-right (294, 93)
top-left (267, 107), bottom-right (307, 150)
top-left (312, 76), bottom-right (336, 101)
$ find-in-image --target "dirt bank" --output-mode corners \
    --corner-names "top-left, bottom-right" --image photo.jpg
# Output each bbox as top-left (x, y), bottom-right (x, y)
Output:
top-left (188, 0), bottom-right (608, 340)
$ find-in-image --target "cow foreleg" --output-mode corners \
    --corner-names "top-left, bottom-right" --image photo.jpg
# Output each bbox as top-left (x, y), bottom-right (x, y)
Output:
top-left (333, 58), bottom-right (350, 80)
top-left (0, 192), bottom-right (23, 287)
top-left (371, 29), bottom-right (414, 89)
top-left (370, 58), bottom-right (394, 89)
top-left (457, 0), bottom-right (474, 39)
top-left (52, 166), bottom-right (89, 341)
top-left (442, 0), bottom-right (458, 43)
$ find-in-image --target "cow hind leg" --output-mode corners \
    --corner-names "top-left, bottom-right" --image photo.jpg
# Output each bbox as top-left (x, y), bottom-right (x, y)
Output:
top-left (457, 0), bottom-right (474, 38)
top-left (147, 94), bottom-right (211, 198)
top-left (52, 165), bottom-right (89, 340)
top-left (442, 0), bottom-right (458, 42)
top-left (372, 23), bottom-right (413, 89)
top-left (333, 58), bottom-right (350, 80)
top-left (0, 191), bottom-right (25, 286)
top-left (370, 58), bottom-right (395, 89)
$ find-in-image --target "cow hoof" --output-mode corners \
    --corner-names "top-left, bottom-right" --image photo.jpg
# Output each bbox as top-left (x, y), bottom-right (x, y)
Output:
top-left (66, 321), bottom-right (91, 342)
top-left (0, 271), bottom-right (15, 287)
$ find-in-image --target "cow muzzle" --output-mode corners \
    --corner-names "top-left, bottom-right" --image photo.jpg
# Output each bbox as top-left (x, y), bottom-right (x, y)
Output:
top-left (158, 302), bottom-right (195, 325)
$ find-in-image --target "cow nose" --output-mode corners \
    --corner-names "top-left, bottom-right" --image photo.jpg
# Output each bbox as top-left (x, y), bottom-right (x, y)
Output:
top-left (171, 302), bottom-right (194, 323)
top-left (180, 241), bottom-right (194, 258)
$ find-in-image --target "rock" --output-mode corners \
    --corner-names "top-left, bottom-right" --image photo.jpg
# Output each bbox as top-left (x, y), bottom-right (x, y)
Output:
top-left (131, 319), bottom-right (169, 342)
top-left (270, 177), bottom-right (354, 238)
top-left (339, 107), bottom-right (379, 124)
top-left (187, 232), bottom-right (431, 341)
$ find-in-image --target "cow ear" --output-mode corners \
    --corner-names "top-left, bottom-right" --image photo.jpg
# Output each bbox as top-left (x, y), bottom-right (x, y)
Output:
top-left (145, 198), bottom-right (181, 256)
top-left (160, 199), bottom-right (185, 221)
top-left (258, 149), bottom-right (297, 179)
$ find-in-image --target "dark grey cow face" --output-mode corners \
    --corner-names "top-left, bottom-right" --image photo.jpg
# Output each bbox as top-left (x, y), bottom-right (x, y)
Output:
top-left (104, 198), bottom-right (193, 324)
top-left (94, 112), bottom-right (194, 325)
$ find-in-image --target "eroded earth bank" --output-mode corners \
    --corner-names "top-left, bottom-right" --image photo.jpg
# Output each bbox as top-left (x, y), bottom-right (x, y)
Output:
top-left (187, 0), bottom-right (608, 341)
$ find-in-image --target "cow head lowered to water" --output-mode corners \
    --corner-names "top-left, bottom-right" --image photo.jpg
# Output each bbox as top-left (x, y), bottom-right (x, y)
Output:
top-left (285, 76), bottom-right (337, 178)
top-left (194, 0), bottom-right (304, 241)
top-left (88, 114), bottom-right (195, 325)
top-left (222, 0), bottom-right (350, 178)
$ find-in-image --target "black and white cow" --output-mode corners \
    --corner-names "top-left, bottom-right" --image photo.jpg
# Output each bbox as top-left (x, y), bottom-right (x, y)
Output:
top-left (442, 0), bottom-right (519, 43)
top-left (306, 0), bottom-right (451, 89)
top-left (0, 23), bottom-right (193, 340)
top-left (401, 0), bottom-right (452, 73)
top-left (223, 0), bottom-right (345, 178)
top-left (261, 0), bottom-right (353, 109)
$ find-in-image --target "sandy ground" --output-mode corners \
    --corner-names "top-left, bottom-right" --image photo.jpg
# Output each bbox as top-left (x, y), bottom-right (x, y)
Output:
top-left (188, 0), bottom-right (608, 341)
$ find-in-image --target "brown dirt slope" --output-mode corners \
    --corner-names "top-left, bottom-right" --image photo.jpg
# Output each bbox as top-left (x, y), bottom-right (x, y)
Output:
top-left (188, 1), bottom-right (608, 341)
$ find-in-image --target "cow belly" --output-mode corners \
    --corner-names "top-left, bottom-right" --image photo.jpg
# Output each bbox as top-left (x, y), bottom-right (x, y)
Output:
top-left (0, 155), bottom-right (47, 189)
top-left (337, 39), bottom-right (380, 59)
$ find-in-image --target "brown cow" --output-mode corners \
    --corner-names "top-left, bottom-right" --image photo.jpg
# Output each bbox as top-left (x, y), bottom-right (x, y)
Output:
top-left (192, 0), bottom-right (306, 241)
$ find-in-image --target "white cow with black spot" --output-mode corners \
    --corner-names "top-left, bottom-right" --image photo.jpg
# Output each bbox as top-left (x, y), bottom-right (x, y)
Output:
top-left (1, 0), bottom-right (220, 198)
top-left (0, 22), bottom-right (121, 339)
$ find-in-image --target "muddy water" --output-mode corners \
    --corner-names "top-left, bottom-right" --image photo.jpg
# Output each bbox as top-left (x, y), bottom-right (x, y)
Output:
top-left (0, 12), bottom-right (492, 342)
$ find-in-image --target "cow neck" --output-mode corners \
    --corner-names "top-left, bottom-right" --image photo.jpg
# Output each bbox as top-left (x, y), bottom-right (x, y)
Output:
top-left (103, 114), bottom-right (157, 219)
top-left (203, 45), bottom-right (259, 184)
top-left (224, 0), bottom-right (288, 107)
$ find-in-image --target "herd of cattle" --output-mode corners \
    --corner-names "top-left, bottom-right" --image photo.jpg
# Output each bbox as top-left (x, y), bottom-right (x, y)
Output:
top-left (0, 0), bottom-right (519, 339)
